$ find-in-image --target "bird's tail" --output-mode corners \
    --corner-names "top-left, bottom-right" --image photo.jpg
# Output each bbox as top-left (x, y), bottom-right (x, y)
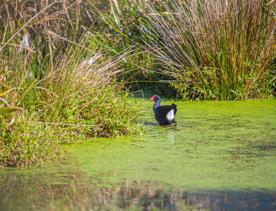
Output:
top-left (171, 103), bottom-right (177, 107)
top-left (171, 103), bottom-right (177, 113)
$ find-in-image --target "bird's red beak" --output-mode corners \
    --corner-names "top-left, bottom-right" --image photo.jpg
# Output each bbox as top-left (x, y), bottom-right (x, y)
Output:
top-left (149, 96), bottom-right (155, 101)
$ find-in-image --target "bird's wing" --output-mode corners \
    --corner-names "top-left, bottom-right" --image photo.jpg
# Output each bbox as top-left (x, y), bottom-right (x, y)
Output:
top-left (155, 105), bottom-right (176, 120)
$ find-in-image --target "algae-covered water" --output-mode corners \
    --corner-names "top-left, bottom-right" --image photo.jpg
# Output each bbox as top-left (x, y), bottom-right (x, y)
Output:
top-left (0, 99), bottom-right (276, 210)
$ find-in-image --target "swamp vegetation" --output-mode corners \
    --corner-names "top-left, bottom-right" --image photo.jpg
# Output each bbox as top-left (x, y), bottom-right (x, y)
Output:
top-left (0, 0), bottom-right (275, 209)
top-left (0, 0), bottom-right (275, 167)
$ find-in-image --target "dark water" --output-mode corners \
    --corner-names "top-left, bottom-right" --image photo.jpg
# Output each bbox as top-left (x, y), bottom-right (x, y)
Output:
top-left (0, 99), bottom-right (276, 210)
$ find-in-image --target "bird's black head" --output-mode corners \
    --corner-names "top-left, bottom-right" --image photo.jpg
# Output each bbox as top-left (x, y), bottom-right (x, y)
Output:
top-left (149, 95), bottom-right (160, 102)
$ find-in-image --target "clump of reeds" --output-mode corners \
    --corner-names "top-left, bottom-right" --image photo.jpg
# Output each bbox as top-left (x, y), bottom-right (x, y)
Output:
top-left (37, 39), bottom-right (141, 138)
top-left (141, 0), bottom-right (275, 100)
top-left (0, 0), bottom-right (141, 167)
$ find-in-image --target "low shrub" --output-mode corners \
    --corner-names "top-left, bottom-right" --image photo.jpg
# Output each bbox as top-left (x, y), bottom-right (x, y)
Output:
top-left (0, 114), bottom-right (60, 168)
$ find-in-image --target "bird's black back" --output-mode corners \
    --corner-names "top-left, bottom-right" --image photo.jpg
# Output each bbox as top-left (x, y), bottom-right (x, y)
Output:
top-left (154, 104), bottom-right (177, 119)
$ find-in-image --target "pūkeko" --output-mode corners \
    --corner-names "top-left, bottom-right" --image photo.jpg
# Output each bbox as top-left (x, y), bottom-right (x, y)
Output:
top-left (150, 95), bottom-right (177, 125)
top-left (272, 84), bottom-right (276, 97)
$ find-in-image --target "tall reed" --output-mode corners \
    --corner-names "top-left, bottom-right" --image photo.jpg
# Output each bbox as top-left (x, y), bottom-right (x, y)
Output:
top-left (0, 0), bottom-right (142, 167)
top-left (141, 0), bottom-right (275, 100)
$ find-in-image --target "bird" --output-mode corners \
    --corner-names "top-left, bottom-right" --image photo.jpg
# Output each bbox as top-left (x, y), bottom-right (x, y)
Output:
top-left (272, 84), bottom-right (276, 97)
top-left (149, 95), bottom-right (177, 125)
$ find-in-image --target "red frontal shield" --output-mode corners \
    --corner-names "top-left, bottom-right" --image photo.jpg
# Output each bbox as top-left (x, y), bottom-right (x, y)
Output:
top-left (149, 96), bottom-right (155, 101)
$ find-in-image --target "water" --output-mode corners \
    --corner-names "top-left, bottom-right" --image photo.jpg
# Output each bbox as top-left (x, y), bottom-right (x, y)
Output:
top-left (0, 99), bottom-right (276, 210)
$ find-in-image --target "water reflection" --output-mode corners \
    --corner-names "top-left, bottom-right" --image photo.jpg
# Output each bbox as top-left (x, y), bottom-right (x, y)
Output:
top-left (143, 121), bottom-right (159, 126)
top-left (167, 130), bottom-right (176, 143)
top-left (0, 171), bottom-right (275, 210)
